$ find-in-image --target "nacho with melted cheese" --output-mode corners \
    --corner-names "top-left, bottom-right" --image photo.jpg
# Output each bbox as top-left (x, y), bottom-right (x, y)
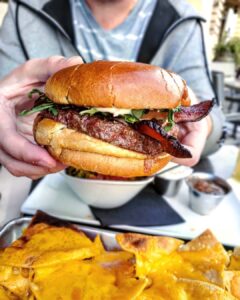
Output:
top-left (116, 232), bottom-right (183, 277)
top-left (223, 271), bottom-right (240, 299)
top-left (0, 286), bottom-right (15, 300)
top-left (30, 260), bottom-right (148, 300)
top-left (0, 224), bottom-right (103, 268)
top-left (0, 212), bottom-right (239, 299)
top-left (177, 230), bottom-right (229, 286)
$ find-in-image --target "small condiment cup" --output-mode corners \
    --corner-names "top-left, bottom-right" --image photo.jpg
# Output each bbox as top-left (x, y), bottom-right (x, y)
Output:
top-left (154, 166), bottom-right (193, 197)
top-left (186, 172), bottom-right (232, 215)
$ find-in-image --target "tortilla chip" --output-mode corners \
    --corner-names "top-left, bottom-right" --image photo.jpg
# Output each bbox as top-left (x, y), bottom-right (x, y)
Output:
top-left (138, 273), bottom-right (227, 300)
top-left (0, 265), bottom-right (30, 298)
top-left (178, 230), bottom-right (229, 285)
top-left (0, 286), bottom-right (13, 300)
top-left (31, 260), bottom-right (148, 300)
top-left (116, 233), bottom-right (183, 277)
top-left (93, 250), bottom-right (135, 282)
top-left (223, 271), bottom-right (240, 299)
top-left (117, 233), bottom-right (183, 254)
top-left (139, 273), bottom-right (189, 300)
top-left (0, 225), bottom-right (103, 268)
top-left (0, 212), bottom-right (239, 300)
top-left (179, 230), bottom-right (229, 262)
top-left (178, 278), bottom-right (237, 300)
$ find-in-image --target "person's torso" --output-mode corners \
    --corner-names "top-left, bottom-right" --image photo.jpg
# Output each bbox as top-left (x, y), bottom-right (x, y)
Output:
top-left (70, 0), bottom-right (156, 62)
top-left (9, 0), bottom-right (200, 64)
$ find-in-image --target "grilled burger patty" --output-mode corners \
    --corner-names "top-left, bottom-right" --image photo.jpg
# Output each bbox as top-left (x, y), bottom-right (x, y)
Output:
top-left (36, 108), bottom-right (164, 156)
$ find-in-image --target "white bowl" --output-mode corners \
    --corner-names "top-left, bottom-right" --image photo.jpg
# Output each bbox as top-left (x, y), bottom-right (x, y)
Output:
top-left (62, 171), bottom-right (154, 209)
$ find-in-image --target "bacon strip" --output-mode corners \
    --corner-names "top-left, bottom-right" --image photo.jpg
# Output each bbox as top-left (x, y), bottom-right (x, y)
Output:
top-left (141, 100), bottom-right (214, 123)
top-left (136, 120), bottom-right (192, 158)
top-left (174, 100), bottom-right (214, 123)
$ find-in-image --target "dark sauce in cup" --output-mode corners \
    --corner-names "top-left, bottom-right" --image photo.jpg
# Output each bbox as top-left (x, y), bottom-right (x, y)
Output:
top-left (193, 179), bottom-right (226, 196)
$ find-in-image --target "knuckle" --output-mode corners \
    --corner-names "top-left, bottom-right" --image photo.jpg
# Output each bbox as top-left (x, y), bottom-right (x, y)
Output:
top-left (22, 59), bottom-right (38, 73)
top-left (67, 56), bottom-right (83, 64)
top-left (47, 55), bottom-right (65, 67)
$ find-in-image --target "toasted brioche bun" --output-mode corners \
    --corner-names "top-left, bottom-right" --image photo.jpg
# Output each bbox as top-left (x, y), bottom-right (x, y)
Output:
top-left (34, 119), bottom-right (171, 177)
top-left (45, 61), bottom-right (190, 109)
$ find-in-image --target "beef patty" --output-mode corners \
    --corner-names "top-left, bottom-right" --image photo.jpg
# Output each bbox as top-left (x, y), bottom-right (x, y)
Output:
top-left (36, 108), bottom-right (164, 156)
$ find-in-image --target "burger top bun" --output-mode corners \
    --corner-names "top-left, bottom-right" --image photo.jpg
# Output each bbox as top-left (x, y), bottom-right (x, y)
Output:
top-left (45, 61), bottom-right (190, 109)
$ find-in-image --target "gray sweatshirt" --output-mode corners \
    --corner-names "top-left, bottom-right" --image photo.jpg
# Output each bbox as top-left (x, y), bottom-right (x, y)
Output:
top-left (0, 0), bottom-right (225, 156)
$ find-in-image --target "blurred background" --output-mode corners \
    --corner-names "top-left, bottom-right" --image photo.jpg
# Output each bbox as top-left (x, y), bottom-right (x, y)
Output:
top-left (187, 0), bottom-right (240, 146)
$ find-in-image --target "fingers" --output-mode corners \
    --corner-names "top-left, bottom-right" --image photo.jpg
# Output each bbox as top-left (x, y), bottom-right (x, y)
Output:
top-left (0, 94), bottom-right (65, 177)
top-left (28, 55), bottom-right (84, 82)
top-left (172, 120), bottom-right (208, 167)
top-left (0, 56), bottom-right (84, 97)
top-left (0, 56), bottom-right (81, 178)
top-left (16, 113), bottom-right (39, 142)
top-left (0, 148), bottom-right (65, 179)
top-left (0, 128), bottom-right (66, 175)
top-left (2, 129), bottom-right (57, 167)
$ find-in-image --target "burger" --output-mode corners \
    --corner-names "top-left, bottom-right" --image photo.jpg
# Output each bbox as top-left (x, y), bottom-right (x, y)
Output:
top-left (21, 61), bottom-right (213, 177)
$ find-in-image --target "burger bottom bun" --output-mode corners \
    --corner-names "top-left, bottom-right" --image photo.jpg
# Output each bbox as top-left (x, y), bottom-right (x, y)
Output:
top-left (34, 118), bottom-right (172, 177)
top-left (48, 147), bottom-right (171, 177)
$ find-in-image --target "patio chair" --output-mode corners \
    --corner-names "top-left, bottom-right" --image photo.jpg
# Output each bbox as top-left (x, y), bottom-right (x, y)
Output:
top-left (212, 71), bottom-right (240, 140)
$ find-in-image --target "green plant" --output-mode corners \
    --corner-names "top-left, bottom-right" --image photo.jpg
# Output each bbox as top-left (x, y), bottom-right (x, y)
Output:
top-left (214, 33), bottom-right (232, 59)
top-left (228, 37), bottom-right (240, 66)
top-left (214, 33), bottom-right (240, 66)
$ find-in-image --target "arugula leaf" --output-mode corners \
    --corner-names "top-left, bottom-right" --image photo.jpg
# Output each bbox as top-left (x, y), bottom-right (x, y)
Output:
top-left (123, 114), bottom-right (139, 123)
top-left (123, 110), bottom-right (146, 123)
top-left (79, 108), bottom-right (145, 123)
top-left (19, 103), bottom-right (54, 116)
top-left (19, 88), bottom-right (57, 116)
top-left (131, 109), bottom-right (145, 119)
top-left (172, 106), bottom-right (181, 113)
top-left (28, 88), bottom-right (43, 99)
top-left (48, 107), bottom-right (58, 116)
top-left (79, 108), bottom-right (98, 116)
top-left (164, 123), bottom-right (174, 132)
top-left (168, 109), bottom-right (174, 123)
top-left (163, 108), bottom-right (180, 132)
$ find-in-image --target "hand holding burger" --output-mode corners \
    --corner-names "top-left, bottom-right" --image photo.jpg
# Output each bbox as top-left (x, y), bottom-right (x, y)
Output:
top-left (24, 61), bottom-right (213, 177)
top-left (0, 56), bottom-right (83, 179)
